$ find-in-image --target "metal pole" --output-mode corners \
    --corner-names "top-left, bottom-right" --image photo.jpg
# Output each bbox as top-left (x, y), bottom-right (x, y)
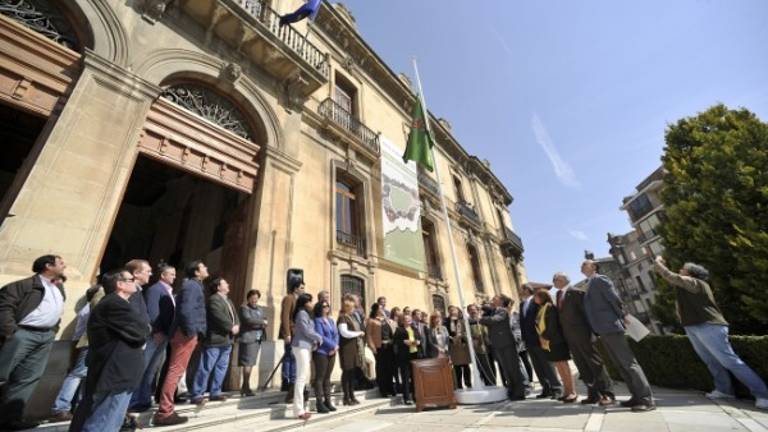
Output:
top-left (412, 58), bottom-right (485, 390)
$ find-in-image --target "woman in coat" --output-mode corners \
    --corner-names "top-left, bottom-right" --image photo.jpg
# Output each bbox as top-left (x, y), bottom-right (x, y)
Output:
top-left (427, 311), bottom-right (449, 358)
top-left (238, 289), bottom-right (267, 397)
top-left (313, 298), bottom-right (339, 413)
top-left (366, 303), bottom-right (397, 397)
top-left (291, 293), bottom-right (323, 420)
top-left (337, 295), bottom-right (365, 405)
top-left (446, 306), bottom-right (472, 389)
top-left (190, 278), bottom-right (240, 404)
top-left (393, 313), bottom-right (421, 405)
top-left (534, 290), bottom-right (577, 403)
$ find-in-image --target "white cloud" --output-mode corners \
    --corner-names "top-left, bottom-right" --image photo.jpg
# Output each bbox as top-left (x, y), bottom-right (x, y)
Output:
top-left (568, 229), bottom-right (589, 241)
top-left (531, 113), bottom-right (580, 188)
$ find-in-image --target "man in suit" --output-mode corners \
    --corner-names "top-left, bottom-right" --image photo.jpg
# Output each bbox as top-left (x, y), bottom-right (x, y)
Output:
top-left (69, 269), bottom-right (150, 432)
top-left (519, 283), bottom-right (563, 399)
top-left (129, 263), bottom-right (177, 412)
top-left (480, 295), bottom-right (528, 400)
top-left (153, 260), bottom-right (209, 426)
top-left (553, 272), bottom-right (614, 405)
top-left (582, 260), bottom-right (654, 412)
top-left (279, 280), bottom-right (305, 403)
top-left (410, 309), bottom-right (431, 359)
top-left (0, 255), bottom-right (67, 430)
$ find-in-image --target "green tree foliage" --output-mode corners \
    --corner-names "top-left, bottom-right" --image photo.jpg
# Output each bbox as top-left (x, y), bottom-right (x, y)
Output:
top-left (656, 104), bottom-right (768, 335)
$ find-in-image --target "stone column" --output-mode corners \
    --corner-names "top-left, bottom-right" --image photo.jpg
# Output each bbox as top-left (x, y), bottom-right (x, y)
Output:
top-left (0, 50), bottom-right (159, 417)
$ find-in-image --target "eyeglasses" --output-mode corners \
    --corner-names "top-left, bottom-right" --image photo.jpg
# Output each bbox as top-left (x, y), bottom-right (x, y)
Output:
top-left (121, 277), bottom-right (135, 282)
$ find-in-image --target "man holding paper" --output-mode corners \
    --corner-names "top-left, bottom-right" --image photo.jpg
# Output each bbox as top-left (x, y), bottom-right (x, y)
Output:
top-left (654, 257), bottom-right (768, 410)
top-left (581, 260), bottom-right (655, 412)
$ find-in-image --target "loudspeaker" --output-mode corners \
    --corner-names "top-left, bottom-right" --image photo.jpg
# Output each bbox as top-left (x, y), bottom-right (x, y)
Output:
top-left (287, 268), bottom-right (304, 292)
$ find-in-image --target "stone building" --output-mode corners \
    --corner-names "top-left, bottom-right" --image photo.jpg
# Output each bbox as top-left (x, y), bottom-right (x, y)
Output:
top-left (0, 0), bottom-right (526, 416)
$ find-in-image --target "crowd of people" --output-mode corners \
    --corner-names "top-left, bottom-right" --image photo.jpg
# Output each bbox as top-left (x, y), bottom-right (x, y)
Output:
top-left (0, 254), bottom-right (766, 431)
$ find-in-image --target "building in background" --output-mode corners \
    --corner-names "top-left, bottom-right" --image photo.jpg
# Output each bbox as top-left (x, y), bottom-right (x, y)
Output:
top-left (605, 167), bottom-right (666, 334)
top-left (0, 0), bottom-right (525, 416)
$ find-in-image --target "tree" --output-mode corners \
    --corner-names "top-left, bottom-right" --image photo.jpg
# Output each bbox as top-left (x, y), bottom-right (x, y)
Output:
top-left (656, 104), bottom-right (768, 335)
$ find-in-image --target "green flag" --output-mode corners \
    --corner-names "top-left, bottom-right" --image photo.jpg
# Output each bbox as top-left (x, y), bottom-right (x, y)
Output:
top-left (402, 96), bottom-right (434, 171)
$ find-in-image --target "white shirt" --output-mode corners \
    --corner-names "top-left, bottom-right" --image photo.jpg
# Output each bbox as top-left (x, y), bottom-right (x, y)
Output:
top-left (548, 287), bottom-right (559, 304)
top-left (522, 296), bottom-right (533, 317)
top-left (19, 275), bottom-right (65, 329)
top-left (338, 323), bottom-right (364, 338)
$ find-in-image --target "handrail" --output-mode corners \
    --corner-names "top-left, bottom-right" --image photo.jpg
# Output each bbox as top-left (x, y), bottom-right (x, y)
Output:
top-left (319, 98), bottom-right (380, 154)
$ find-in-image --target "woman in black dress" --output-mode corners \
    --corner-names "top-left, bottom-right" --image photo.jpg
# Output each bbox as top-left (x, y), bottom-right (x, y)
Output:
top-left (238, 289), bottom-right (267, 396)
top-left (534, 290), bottom-right (577, 403)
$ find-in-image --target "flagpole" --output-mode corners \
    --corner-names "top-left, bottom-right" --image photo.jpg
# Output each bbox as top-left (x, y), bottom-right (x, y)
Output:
top-left (412, 59), bottom-right (500, 400)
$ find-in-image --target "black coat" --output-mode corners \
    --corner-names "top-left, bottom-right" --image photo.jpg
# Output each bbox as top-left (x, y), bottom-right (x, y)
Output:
top-left (393, 326), bottom-right (422, 363)
top-left (479, 308), bottom-right (517, 350)
top-left (519, 298), bottom-right (542, 347)
top-left (557, 287), bottom-right (595, 344)
top-left (0, 275), bottom-right (66, 340)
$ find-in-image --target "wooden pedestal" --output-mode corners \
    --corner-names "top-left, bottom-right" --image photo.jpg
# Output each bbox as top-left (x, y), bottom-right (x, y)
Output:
top-left (411, 357), bottom-right (457, 412)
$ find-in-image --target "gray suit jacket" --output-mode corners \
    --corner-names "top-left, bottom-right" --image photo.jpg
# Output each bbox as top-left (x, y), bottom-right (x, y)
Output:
top-left (479, 308), bottom-right (516, 350)
top-left (583, 275), bottom-right (626, 335)
top-left (291, 309), bottom-right (323, 350)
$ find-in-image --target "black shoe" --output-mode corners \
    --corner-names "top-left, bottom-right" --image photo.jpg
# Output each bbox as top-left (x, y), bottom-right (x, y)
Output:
top-left (550, 392), bottom-right (564, 400)
top-left (631, 403), bottom-right (657, 412)
top-left (581, 396), bottom-right (600, 405)
top-left (620, 398), bottom-right (640, 408)
top-left (350, 397), bottom-right (361, 405)
top-left (241, 388), bottom-right (255, 397)
top-left (535, 392), bottom-right (552, 399)
top-left (403, 399), bottom-right (413, 405)
top-left (324, 399), bottom-right (337, 411)
top-left (316, 399), bottom-right (330, 414)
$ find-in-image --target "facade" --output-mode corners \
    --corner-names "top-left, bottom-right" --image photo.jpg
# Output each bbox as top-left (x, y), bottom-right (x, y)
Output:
top-left (605, 167), bottom-right (666, 334)
top-left (0, 0), bottom-right (526, 416)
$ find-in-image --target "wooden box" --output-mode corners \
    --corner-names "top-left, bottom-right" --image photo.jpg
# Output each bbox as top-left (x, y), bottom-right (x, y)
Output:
top-left (411, 357), bottom-right (457, 412)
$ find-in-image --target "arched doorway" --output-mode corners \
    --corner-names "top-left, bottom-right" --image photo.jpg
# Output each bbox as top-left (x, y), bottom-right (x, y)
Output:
top-left (340, 275), bottom-right (366, 308)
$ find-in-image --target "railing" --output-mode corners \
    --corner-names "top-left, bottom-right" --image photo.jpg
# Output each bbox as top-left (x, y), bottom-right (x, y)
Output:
top-left (319, 98), bottom-right (380, 154)
top-left (503, 227), bottom-right (524, 252)
top-left (456, 201), bottom-right (481, 225)
top-left (336, 230), bottom-right (366, 256)
top-left (418, 171), bottom-right (440, 197)
top-left (233, 0), bottom-right (329, 77)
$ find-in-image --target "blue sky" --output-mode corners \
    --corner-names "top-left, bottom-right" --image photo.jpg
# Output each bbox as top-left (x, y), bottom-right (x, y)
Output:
top-left (340, 0), bottom-right (768, 283)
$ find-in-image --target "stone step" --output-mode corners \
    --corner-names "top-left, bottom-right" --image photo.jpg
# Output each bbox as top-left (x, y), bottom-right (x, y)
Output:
top-left (27, 389), bottom-right (387, 432)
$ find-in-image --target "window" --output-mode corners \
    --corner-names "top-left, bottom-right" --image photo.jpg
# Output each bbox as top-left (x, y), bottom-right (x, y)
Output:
top-left (467, 244), bottom-right (484, 293)
top-left (432, 295), bottom-right (447, 316)
top-left (453, 175), bottom-right (466, 203)
top-left (340, 275), bottom-right (365, 308)
top-left (333, 73), bottom-right (358, 131)
top-left (335, 172), bottom-right (364, 254)
top-left (635, 276), bottom-right (647, 293)
top-left (627, 193), bottom-right (654, 222)
top-left (422, 218), bottom-right (442, 280)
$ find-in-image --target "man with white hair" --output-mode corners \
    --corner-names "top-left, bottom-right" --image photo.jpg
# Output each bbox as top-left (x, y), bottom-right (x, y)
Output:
top-left (654, 256), bottom-right (768, 410)
top-left (553, 272), bottom-right (614, 405)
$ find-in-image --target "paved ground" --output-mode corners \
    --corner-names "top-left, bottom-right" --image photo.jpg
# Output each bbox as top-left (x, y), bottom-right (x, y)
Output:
top-left (195, 382), bottom-right (768, 432)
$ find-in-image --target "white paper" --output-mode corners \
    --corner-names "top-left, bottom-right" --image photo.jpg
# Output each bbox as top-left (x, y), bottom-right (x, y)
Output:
top-left (625, 314), bottom-right (651, 342)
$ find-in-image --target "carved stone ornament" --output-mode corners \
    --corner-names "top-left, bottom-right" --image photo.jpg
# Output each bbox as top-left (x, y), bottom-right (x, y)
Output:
top-left (283, 71), bottom-right (309, 110)
top-left (161, 84), bottom-right (253, 141)
top-left (143, 0), bottom-right (171, 23)
top-left (0, 0), bottom-right (79, 49)
top-left (221, 62), bottom-right (242, 83)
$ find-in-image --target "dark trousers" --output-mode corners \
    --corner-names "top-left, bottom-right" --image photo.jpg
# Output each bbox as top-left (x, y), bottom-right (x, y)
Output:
top-left (396, 354), bottom-right (416, 402)
top-left (528, 345), bottom-right (562, 395)
top-left (376, 346), bottom-right (395, 396)
top-left (453, 364), bottom-right (471, 389)
top-left (519, 350), bottom-right (534, 384)
top-left (600, 333), bottom-right (652, 403)
top-left (475, 352), bottom-right (496, 386)
top-left (493, 345), bottom-right (527, 399)
top-left (341, 369), bottom-right (357, 401)
top-left (566, 336), bottom-right (613, 398)
top-left (281, 343), bottom-right (296, 385)
top-left (0, 328), bottom-right (55, 424)
top-left (312, 353), bottom-right (335, 400)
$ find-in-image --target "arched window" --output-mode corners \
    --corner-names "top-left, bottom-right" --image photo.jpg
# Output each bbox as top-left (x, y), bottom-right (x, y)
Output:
top-left (467, 243), bottom-right (484, 293)
top-left (0, 0), bottom-right (82, 50)
top-left (160, 84), bottom-right (254, 141)
top-left (340, 275), bottom-right (365, 307)
top-left (432, 294), bottom-right (446, 316)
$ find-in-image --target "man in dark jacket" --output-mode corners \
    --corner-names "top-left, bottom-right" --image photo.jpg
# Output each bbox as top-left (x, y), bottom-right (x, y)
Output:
top-left (0, 255), bottom-right (67, 430)
top-left (69, 269), bottom-right (150, 432)
top-left (129, 263), bottom-right (177, 412)
top-left (153, 260), bottom-right (208, 426)
top-left (480, 295), bottom-right (528, 400)
top-left (553, 272), bottom-right (614, 405)
top-left (519, 283), bottom-right (562, 399)
top-left (582, 260), bottom-right (654, 412)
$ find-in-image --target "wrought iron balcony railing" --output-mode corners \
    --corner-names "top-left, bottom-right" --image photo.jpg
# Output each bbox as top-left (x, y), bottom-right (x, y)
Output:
top-left (500, 226), bottom-right (524, 257)
top-left (319, 98), bottom-right (380, 155)
top-left (336, 230), bottom-right (366, 257)
top-left (418, 171), bottom-right (440, 197)
top-left (456, 200), bottom-right (481, 226)
top-left (233, 0), bottom-right (329, 76)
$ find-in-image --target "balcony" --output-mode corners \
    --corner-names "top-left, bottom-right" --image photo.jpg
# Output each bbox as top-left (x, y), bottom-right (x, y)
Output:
top-left (456, 201), bottom-right (481, 226)
top-left (318, 98), bottom-right (380, 158)
top-left (336, 230), bottom-right (366, 257)
top-left (500, 227), bottom-right (524, 258)
top-left (177, 0), bottom-right (329, 96)
top-left (418, 171), bottom-right (440, 198)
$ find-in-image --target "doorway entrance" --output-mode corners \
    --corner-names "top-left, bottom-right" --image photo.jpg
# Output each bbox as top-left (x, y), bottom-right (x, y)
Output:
top-left (0, 102), bottom-right (48, 225)
top-left (99, 155), bottom-right (252, 304)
